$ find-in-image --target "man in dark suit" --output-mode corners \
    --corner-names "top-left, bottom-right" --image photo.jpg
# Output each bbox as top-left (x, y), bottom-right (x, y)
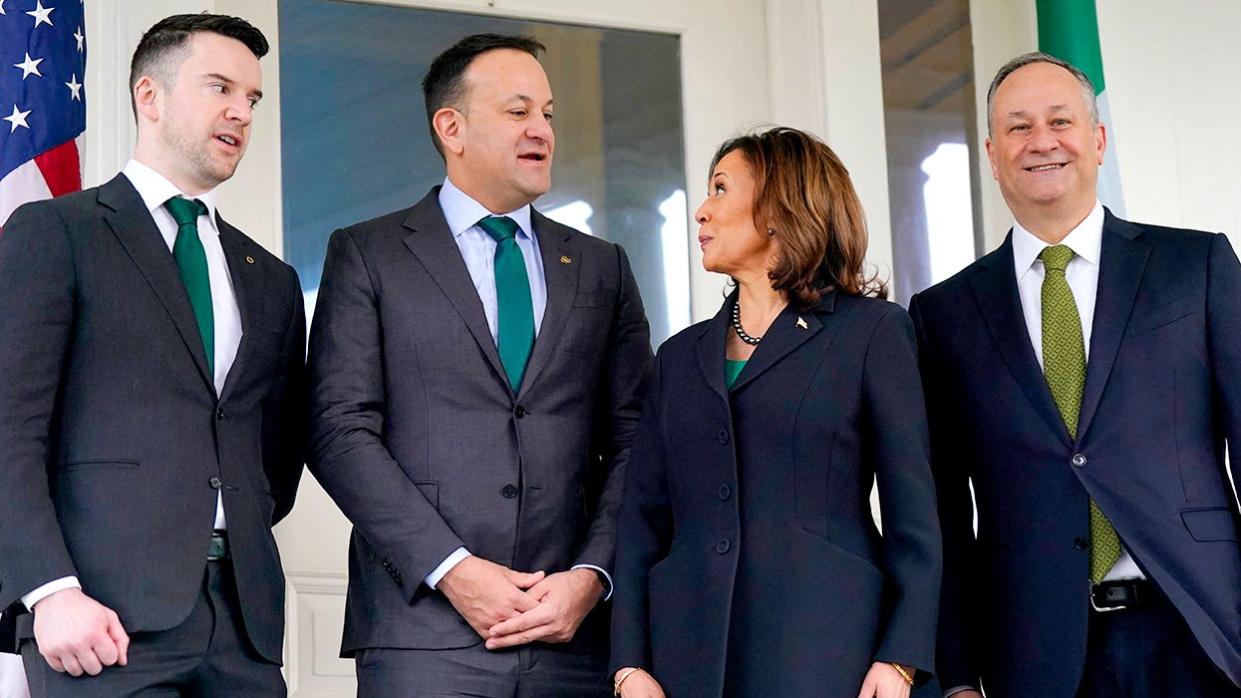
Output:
top-left (0, 14), bottom-right (305, 697)
top-left (307, 34), bottom-right (651, 696)
top-left (910, 52), bottom-right (1241, 698)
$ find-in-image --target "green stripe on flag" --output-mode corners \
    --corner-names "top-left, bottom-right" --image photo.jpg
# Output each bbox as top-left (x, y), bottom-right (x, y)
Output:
top-left (1036, 0), bottom-right (1106, 93)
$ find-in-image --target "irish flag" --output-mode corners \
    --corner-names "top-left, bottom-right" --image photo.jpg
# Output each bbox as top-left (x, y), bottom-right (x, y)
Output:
top-left (1036, 0), bottom-right (1126, 216)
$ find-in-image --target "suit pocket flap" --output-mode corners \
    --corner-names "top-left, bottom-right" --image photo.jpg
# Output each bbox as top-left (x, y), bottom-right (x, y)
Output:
top-left (572, 290), bottom-right (614, 307)
top-left (1181, 507), bottom-right (1239, 542)
top-left (1127, 300), bottom-right (1194, 337)
top-left (58, 459), bottom-right (139, 474)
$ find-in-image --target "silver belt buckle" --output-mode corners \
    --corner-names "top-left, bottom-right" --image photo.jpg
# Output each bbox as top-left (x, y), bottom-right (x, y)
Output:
top-left (1089, 581), bottom-right (1125, 613)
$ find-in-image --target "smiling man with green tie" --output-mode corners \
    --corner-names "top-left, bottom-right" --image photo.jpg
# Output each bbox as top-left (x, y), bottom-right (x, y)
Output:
top-left (307, 33), bottom-right (652, 696)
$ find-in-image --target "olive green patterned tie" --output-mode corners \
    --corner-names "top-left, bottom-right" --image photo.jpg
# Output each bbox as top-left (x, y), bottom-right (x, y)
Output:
top-left (1039, 244), bottom-right (1120, 583)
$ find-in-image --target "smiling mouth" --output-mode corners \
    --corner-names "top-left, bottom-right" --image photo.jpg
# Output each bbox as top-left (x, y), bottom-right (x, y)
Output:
top-left (216, 134), bottom-right (241, 149)
top-left (1025, 163), bottom-right (1066, 172)
top-left (518, 153), bottom-right (547, 162)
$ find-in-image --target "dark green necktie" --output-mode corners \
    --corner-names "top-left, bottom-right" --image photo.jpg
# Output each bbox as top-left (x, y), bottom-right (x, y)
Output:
top-left (1039, 244), bottom-right (1120, 582)
top-left (165, 196), bottom-right (214, 374)
top-left (478, 215), bottom-right (534, 391)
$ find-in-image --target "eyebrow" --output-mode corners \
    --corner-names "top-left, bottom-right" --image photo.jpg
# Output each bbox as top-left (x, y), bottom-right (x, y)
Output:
top-left (1006, 104), bottom-right (1070, 119)
top-left (204, 72), bottom-right (263, 101)
top-left (509, 94), bottom-right (554, 108)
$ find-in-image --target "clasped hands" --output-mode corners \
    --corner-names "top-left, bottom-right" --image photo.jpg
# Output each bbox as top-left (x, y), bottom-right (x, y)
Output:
top-left (437, 555), bottom-right (602, 649)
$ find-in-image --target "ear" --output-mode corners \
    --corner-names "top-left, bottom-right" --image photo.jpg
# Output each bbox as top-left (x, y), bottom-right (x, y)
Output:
top-left (132, 75), bottom-right (161, 123)
top-left (433, 107), bottom-right (465, 157)
top-left (984, 137), bottom-right (1000, 181)
top-left (1094, 121), bottom-right (1107, 165)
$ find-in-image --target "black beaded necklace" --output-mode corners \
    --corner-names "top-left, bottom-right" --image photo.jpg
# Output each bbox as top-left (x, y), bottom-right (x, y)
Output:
top-left (731, 300), bottom-right (762, 345)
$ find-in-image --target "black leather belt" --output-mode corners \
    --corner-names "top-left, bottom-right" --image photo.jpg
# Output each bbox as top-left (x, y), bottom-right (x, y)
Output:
top-left (1090, 578), bottom-right (1153, 612)
top-left (208, 530), bottom-right (230, 561)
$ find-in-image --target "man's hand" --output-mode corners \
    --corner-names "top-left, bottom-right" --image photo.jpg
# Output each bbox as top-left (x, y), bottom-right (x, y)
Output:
top-left (856, 662), bottom-right (913, 698)
top-left (615, 668), bottom-right (666, 697)
top-left (438, 556), bottom-right (545, 639)
top-left (484, 568), bottom-right (603, 649)
top-left (32, 588), bottom-right (129, 676)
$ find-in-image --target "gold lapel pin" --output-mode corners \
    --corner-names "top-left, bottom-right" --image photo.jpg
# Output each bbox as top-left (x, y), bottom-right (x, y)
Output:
top-left (245, 255), bottom-right (255, 265)
top-left (560, 255), bottom-right (572, 265)
top-left (796, 316), bottom-right (809, 329)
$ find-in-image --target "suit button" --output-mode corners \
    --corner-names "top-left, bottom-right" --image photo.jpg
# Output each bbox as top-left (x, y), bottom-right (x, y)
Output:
top-left (216, 408), bottom-right (226, 420)
top-left (1071, 453), bottom-right (1087, 468)
top-left (208, 477), bottom-right (223, 489)
top-left (718, 485), bottom-right (731, 501)
top-left (1074, 537), bottom-right (1089, 551)
top-left (502, 484), bottom-right (519, 499)
top-left (715, 539), bottom-right (731, 554)
top-left (514, 405), bottom-right (526, 419)
top-left (717, 429), bottom-right (729, 445)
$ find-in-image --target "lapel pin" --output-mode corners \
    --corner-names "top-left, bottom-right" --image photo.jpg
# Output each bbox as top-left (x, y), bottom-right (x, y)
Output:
top-left (796, 316), bottom-right (809, 330)
top-left (245, 255), bottom-right (255, 265)
top-left (560, 255), bottom-right (572, 265)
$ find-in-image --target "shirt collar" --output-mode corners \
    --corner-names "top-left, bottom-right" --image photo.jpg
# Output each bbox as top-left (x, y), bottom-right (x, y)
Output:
top-left (1012, 200), bottom-right (1104, 275)
top-left (438, 177), bottom-right (534, 241)
top-left (122, 159), bottom-right (220, 225)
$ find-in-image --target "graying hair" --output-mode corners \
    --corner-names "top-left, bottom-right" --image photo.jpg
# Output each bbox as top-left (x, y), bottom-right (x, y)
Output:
top-left (986, 51), bottom-right (1098, 136)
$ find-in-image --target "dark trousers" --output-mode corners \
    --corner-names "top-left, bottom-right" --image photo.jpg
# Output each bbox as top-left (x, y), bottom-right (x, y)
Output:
top-left (355, 643), bottom-right (610, 698)
top-left (20, 561), bottom-right (283, 698)
top-left (1076, 587), bottom-right (1240, 697)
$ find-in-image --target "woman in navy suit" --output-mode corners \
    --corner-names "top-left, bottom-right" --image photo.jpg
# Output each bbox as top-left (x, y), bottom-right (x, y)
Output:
top-left (609, 128), bottom-right (941, 698)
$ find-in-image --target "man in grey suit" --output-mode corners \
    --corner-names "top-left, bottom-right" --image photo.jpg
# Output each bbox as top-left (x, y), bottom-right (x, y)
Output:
top-left (0, 14), bottom-right (305, 697)
top-left (307, 33), bottom-right (652, 695)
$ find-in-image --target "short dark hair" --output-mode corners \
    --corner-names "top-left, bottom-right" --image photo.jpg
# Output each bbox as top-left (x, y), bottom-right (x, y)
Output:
top-left (710, 127), bottom-right (887, 307)
top-left (986, 51), bottom-right (1098, 136)
top-left (129, 13), bottom-right (268, 120)
top-left (421, 33), bottom-right (545, 158)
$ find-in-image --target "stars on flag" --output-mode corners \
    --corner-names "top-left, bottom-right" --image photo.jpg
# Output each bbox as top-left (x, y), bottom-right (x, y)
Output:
top-left (73, 25), bottom-right (83, 51)
top-left (4, 105), bottom-right (31, 133)
top-left (0, 1), bottom-right (6, 16)
top-left (26, 1), bottom-right (54, 28)
top-left (66, 73), bottom-right (81, 101)
top-left (14, 52), bottom-right (44, 80)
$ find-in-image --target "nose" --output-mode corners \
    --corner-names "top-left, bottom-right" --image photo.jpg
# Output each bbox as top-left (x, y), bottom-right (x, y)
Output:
top-left (694, 200), bottom-right (710, 224)
top-left (527, 112), bottom-right (553, 143)
top-left (226, 97), bottom-right (253, 127)
top-left (1028, 124), bottom-right (1059, 153)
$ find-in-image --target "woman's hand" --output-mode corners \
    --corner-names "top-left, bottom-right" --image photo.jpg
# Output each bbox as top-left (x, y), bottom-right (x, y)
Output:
top-left (615, 667), bottom-right (666, 697)
top-left (855, 662), bottom-right (913, 698)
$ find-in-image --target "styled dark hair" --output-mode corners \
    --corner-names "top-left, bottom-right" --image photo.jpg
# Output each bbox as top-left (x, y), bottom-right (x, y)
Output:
top-left (986, 51), bottom-right (1098, 135)
top-left (129, 13), bottom-right (268, 120)
top-left (709, 127), bottom-right (887, 307)
top-left (421, 33), bottom-right (546, 158)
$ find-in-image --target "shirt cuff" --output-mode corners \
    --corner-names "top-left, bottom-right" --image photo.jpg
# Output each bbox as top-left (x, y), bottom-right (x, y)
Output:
top-left (571, 564), bottom-right (613, 601)
top-left (22, 576), bottom-right (82, 611)
top-left (425, 547), bottom-right (471, 590)
top-left (944, 686), bottom-right (980, 698)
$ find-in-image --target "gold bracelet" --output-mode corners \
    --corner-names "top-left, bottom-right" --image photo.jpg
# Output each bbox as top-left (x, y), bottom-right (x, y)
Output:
top-left (890, 662), bottom-right (915, 686)
top-left (613, 667), bottom-right (640, 696)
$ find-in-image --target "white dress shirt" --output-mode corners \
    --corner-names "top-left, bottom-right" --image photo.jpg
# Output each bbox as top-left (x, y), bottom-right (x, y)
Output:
top-left (423, 178), bottom-right (612, 600)
top-left (21, 159), bottom-right (243, 611)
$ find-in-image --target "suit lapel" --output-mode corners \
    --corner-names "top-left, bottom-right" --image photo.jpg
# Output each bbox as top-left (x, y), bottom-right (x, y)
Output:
top-left (100, 175), bottom-right (215, 395)
top-left (401, 190), bottom-right (509, 390)
top-left (216, 216), bottom-right (261, 403)
top-left (968, 235), bottom-right (1073, 447)
top-left (517, 211), bottom-right (578, 400)
top-left (1077, 212), bottom-right (1149, 440)
top-left (727, 294), bottom-right (830, 394)
top-left (696, 294), bottom-right (733, 403)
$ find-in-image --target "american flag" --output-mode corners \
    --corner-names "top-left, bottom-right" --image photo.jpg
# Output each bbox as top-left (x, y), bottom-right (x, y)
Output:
top-left (0, 0), bottom-right (86, 230)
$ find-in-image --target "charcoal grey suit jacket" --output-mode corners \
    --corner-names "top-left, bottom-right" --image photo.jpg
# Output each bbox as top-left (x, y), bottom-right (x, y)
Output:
top-left (307, 187), bottom-right (651, 658)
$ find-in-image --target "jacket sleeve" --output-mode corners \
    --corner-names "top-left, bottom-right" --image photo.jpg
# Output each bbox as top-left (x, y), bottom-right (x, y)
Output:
top-left (909, 293), bottom-right (982, 690)
top-left (608, 349), bottom-right (670, 676)
top-left (573, 244), bottom-right (653, 575)
top-left (262, 265), bottom-right (308, 525)
top-left (0, 202), bottom-right (80, 612)
top-left (863, 303), bottom-right (943, 681)
top-left (1206, 233), bottom-right (1241, 508)
top-left (307, 229), bottom-right (464, 598)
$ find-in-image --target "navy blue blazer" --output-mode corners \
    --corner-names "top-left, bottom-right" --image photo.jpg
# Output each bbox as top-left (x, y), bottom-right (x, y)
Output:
top-left (611, 291), bottom-right (941, 697)
top-left (909, 210), bottom-right (1241, 696)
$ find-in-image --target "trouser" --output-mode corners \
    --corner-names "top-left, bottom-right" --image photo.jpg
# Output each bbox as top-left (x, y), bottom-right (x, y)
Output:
top-left (355, 642), bottom-right (610, 697)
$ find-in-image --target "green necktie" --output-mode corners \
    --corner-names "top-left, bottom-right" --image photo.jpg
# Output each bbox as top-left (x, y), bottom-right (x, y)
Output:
top-left (165, 196), bottom-right (214, 374)
top-left (478, 215), bottom-right (534, 391)
top-left (1039, 244), bottom-right (1120, 583)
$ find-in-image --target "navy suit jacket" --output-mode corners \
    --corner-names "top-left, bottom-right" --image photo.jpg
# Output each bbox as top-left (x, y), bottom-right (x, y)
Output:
top-left (611, 291), bottom-right (941, 697)
top-left (909, 210), bottom-right (1241, 696)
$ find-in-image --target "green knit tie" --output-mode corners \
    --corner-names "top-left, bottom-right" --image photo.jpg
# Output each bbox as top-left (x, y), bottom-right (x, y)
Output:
top-left (1039, 245), bottom-right (1120, 583)
top-left (166, 196), bottom-right (214, 374)
top-left (478, 216), bottom-right (534, 392)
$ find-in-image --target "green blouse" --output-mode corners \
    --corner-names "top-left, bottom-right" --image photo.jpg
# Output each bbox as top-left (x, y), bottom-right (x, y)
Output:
top-left (725, 359), bottom-right (747, 389)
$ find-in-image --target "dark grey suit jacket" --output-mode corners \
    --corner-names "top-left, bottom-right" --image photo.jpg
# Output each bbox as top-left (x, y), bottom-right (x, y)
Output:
top-left (307, 188), bottom-right (652, 657)
top-left (0, 175), bottom-right (306, 663)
